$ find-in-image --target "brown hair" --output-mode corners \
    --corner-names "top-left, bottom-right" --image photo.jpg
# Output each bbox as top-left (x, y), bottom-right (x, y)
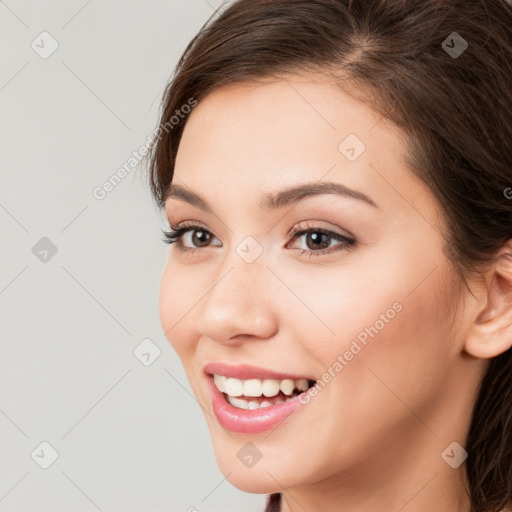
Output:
top-left (144, 1), bottom-right (512, 511)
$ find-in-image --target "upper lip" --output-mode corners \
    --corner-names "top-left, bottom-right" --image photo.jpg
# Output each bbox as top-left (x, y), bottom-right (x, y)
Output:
top-left (204, 362), bottom-right (316, 382)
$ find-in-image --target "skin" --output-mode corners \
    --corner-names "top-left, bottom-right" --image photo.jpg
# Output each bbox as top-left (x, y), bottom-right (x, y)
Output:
top-left (158, 73), bottom-right (512, 512)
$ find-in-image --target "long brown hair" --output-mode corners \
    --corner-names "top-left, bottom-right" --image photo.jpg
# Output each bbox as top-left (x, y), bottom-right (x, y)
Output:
top-left (144, 1), bottom-right (512, 511)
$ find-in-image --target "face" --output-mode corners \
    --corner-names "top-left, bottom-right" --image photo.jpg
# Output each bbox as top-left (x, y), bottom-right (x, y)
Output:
top-left (159, 74), bottom-right (470, 496)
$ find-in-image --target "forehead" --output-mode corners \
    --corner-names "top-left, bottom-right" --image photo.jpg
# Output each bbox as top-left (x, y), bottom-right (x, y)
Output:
top-left (176, 75), bottom-right (402, 175)
top-left (170, 74), bottom-right (440, 229)
top-left (178, 75), bottom-right (391, 157)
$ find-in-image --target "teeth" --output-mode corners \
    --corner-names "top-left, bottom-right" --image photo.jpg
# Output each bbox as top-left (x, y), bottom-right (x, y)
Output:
top-left (214, 374), bottom-right (227, 393)
top-left (243, 379), bottom-right (263, 397)
top-left (225, 377), bottom-right (243, 396)
top-left (262, 379), bottom-right (281, 397)
top-left (228, 396), bottom-right (249, 409)
top-left (280, 379), bottom-right (295, 396)
top-left (213, 374), bottom-right (312, 398)
top-left (226, 395), bottom-right (295, 409)
top-left (296, 379), bottom-right (309, 392)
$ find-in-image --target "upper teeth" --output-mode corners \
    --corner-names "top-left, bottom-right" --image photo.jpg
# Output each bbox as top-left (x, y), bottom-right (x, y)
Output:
top-left (213, 374), bottom-right (310, 397)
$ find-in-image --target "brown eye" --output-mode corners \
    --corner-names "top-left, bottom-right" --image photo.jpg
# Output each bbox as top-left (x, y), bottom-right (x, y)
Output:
top-left (162, 223), bottom-right (222, 251)
top-left (304, 231), bottom-right (331, 250)
top-left (288, 224), bottom-right (356, 257)
top-left (191, 229), bottom-right (211, 247)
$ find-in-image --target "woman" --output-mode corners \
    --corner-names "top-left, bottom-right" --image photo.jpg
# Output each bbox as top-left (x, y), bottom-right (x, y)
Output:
top-left (144, 1), bottom-right (512, 510)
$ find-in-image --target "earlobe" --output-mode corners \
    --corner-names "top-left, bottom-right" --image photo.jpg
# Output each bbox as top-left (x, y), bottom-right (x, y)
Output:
top-left (464, 240), bottom-right (512, 359)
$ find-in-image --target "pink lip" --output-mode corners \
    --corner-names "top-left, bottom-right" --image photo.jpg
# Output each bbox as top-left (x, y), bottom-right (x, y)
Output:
top-left (203, 362), bottom-right (314, 381)
top-left (207, 375), bottom-right (307, 434)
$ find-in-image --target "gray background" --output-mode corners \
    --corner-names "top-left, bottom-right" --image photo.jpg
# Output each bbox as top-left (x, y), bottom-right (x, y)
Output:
top-left (1, 1), bottom-right (265, 510)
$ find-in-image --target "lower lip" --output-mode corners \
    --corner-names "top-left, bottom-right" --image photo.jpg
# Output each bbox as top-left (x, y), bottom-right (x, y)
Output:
top-left (208, 376), bottom-right (308, 434)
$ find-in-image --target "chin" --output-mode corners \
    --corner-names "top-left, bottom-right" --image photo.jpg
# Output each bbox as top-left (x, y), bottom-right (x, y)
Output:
top-left (210, 445), bottom-right (298, 494)
top-left (223, 468), bottom-right (285, 495)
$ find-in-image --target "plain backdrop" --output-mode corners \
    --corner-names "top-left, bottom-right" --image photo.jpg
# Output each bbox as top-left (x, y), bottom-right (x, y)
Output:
top-left (1, 1), bottom-right (265, 510)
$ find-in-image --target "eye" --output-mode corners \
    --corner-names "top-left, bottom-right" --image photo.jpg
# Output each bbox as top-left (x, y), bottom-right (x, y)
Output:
top-left (162, 221), bottom-right (221, 253)
top-left (163, 220), bottom-right (356, 258)
top-left (287, 222), bottom-right (356, 257)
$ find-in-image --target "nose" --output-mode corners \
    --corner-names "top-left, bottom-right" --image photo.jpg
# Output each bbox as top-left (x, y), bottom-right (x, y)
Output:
top-left (195, 252), bottom-right (279, 345)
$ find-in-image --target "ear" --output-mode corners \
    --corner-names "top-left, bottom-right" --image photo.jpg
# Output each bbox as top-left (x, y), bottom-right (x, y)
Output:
top-left (464, 239), bottom-right (512, 359)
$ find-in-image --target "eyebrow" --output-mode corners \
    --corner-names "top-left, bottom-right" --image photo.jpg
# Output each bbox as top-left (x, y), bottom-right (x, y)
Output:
top-left (164, 181), bottom-right (378, 213)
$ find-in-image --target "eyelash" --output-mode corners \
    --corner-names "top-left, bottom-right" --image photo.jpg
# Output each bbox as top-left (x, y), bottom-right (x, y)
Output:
top-left (161, 221), bottom-right (356, 258)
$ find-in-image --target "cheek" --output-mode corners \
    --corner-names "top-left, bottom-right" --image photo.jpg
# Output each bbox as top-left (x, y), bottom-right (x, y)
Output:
top-left (291, 233), bottom-right (453, 371)
top-left (278, 250), bottom-right (455, 421)
top-left (271, 257), bottom-right (411, 362)
top-left (316, 269), bottom-right (455, 451)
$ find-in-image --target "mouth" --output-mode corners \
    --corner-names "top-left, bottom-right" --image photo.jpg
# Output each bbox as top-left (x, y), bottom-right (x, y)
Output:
top-left (210, 373), bottom-right (316, 410)
top-left (204, 363), bottom-right (317, 433)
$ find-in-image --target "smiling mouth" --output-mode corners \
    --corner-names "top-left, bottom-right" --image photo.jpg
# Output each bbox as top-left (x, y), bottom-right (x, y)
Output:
top-left (210, 373), bottom-right (316, 410)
